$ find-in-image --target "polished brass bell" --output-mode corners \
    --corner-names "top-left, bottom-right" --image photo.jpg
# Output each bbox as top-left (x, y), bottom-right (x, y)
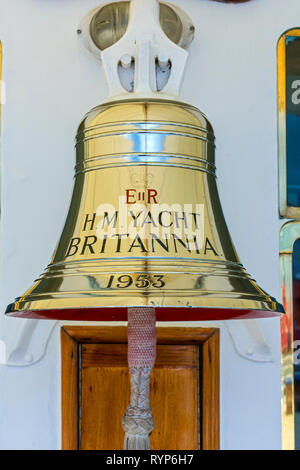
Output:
top-left (6, 98), bottom-right (283, 320)
top-left (5, 0), bottom-right (283, 321)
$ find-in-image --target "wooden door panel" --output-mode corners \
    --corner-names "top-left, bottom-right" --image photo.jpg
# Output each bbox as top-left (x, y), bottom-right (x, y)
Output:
top-left (81, 364), bottom-right (130, 450)
top-left (150, 367), bottom-right (198, 450)
top-left (61, 326), bottom-right (220, 450)
top-left (81, 344), bottom-right (199, 450)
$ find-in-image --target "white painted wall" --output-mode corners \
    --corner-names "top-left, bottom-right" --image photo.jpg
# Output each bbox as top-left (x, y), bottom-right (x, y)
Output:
top-left (0, 0), bottom-right (297, 450)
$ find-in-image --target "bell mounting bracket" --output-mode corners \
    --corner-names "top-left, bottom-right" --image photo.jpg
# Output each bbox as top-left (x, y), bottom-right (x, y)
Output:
top-left (78, 0), bottom-right (195, 100)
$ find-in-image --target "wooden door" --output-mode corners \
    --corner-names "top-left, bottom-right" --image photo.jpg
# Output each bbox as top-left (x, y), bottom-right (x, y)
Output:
top-left (61, 326), bottom-right (220, 450)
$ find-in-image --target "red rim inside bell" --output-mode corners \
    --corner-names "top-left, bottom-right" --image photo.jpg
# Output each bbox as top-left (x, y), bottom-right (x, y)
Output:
top-left (5, 306), bottom-right (282, 321)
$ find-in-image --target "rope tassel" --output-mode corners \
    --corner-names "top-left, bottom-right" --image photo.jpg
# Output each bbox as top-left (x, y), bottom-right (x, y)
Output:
top-left (123, 307), bottom-right (156, 450)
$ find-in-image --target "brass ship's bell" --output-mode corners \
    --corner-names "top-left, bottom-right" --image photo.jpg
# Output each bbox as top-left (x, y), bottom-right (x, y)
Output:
top-left (6, 1), bottom-right (283, 321)
top-left (6, 98), bottom-right (283, 321)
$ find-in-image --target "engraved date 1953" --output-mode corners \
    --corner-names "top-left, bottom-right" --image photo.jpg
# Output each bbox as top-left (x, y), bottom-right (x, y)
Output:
top-left (106, 274), bottom-right (165, 289)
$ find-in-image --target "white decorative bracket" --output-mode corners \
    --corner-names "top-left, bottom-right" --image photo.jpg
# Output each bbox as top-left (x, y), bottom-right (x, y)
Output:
top-left (225, 320), bottom-right (275, 363)
top-left (78, 0), bottom-right (194, 101)
top-left (6, 320), bottom-right (58, 367)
